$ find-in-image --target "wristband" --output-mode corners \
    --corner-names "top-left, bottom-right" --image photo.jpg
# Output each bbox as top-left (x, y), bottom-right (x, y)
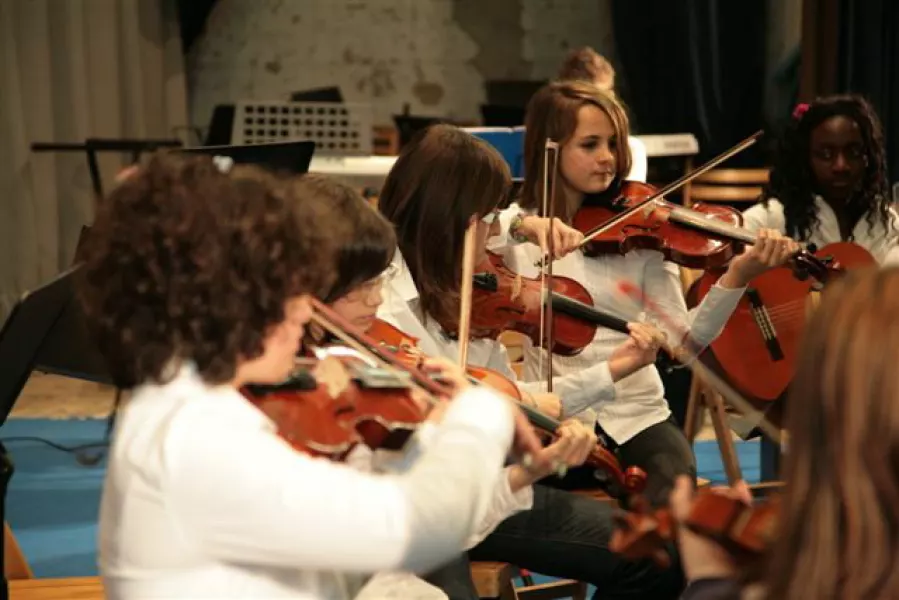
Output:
top-left (509, 212), bottom-right (530, 243)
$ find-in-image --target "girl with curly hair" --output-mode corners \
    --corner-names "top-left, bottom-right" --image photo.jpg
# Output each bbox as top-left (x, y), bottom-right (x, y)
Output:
top-left (743, 94), bottom-right (899, 263)
top-left (81, 153), bottom-right (540, 600)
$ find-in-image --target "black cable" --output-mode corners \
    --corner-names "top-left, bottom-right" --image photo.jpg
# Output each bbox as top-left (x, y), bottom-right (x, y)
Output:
top-left (0, 436), bottom-right (109, 466)
top-left (1, 388), bottom-right (123, 467)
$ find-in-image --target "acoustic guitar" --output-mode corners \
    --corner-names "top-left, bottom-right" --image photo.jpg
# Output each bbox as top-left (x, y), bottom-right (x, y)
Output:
top-left (690, 242), bottom-right (875, 402)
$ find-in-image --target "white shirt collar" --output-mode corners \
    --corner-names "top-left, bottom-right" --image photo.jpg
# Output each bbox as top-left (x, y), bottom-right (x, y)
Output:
top-left (388, 247), bottom-right (421, 303)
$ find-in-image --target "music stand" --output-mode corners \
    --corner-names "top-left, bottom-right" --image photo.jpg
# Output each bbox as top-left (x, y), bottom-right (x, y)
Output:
top-left (480, 105), bottom-right (526, 127)
top-left (290, 86), bottom-right (344, 103)
top-left (30, 138), bottom-right (183, 199)
top-left (179, 140), bottom-right (316, 175)
top-left (0, 266), bottom-right (86, 600)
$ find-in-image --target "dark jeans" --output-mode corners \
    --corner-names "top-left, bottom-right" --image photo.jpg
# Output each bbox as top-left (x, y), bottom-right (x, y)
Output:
top-left (426, 484), bottom-right (684, 600)
top-left (545, 416), bottom-right (697, 508)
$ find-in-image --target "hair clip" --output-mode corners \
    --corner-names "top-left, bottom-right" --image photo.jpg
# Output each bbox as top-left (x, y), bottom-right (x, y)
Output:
top-left (792, 102), bottom-right (810, 120)
top-left (212, 155), bottom-right (234, 174)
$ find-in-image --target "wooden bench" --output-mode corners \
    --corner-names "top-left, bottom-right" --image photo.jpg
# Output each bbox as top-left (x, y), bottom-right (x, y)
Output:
top-left (470, 489), bottom-right (616, 599)
top-left (10, 577), bottom-right (104, 600)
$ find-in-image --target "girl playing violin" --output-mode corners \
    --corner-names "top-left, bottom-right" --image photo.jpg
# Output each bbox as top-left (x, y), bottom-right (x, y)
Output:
top-left (296, 173), bottom-right (611, 599)
top-left (743, 94), bottom-right (899, 264)
top-left (671, 265), bottom-right (899, 599)
top-left (377, 124), bottom-right (686, 598)
top-left (498, 80), bottom-right (799, 506)
top-left (82, 154), bottom-right (542, 600)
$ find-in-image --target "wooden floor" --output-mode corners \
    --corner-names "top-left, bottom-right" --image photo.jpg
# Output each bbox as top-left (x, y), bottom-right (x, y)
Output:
top-left (11, 371), bottom-right (116, 420)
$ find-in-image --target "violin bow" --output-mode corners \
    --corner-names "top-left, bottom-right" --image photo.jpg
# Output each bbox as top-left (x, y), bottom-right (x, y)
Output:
top-left (616, 281), bottom-right (783, 445)
top-left (457, 220), bottom-right (478, 368)
top-left (539, 139), bottom-right (562, 392)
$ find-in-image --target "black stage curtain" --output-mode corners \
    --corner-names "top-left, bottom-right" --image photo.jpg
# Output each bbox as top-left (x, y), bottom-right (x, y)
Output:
top-left (611, 0), bottom-right (768, 166)
top-left (835, 0), bottom-right (899, 185)
top-left (802, 0), bottom-right (899, 184)
top-left (176, 0), bottom-right (219, 54)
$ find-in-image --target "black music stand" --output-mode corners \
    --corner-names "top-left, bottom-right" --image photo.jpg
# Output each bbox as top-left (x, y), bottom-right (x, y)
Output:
top-left (0, 266), bottom-right (86, 600)
top-left (290, 86), bottom-right (344, 103)
top-left (179, 140), bottom-right (316, 175)
top-left (31, 138), bottom-right (184, 198)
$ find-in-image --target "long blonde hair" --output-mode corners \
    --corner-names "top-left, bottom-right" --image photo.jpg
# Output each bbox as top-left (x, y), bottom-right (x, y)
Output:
top-left (519, 80), bottom-right (632, 221)
top-left (765, 266), bottom-right (899, 599)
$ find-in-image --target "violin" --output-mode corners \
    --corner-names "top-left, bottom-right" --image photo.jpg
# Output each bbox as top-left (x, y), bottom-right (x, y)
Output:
top-left (572, 178), bottom-right (830, 281)
top-left (366, 317), bottom-right (648, 499)
top-left (611, 491), bottom-right (779, 568)
top-left (553, 132), bottom-right (833, 284)
top-left (573, 179), bottom-right (746, 269)
top-left (243, 353), bottom-right (428, 460)
top-left (242, 301), bottom-right (459, 461)
top-left (451, 251), bottom-right (600, 356)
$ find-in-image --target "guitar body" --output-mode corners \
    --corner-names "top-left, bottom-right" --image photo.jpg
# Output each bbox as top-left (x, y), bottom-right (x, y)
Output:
top-left (693, 242), bottom-right (875, 402)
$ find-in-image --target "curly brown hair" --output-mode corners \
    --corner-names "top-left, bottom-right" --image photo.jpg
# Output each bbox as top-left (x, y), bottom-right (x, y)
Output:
top-left (77, 153), bottom-right (334, 389)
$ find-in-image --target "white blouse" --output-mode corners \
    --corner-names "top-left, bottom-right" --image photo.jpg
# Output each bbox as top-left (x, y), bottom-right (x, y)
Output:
top-left (488, 205), bottom-right (746, 443)
top-left (378, 249), bottom-right (604, 427)
top-left (98, 363), bottom-right (516, 599)
top-left (741, 196), bottom-right (899, 265)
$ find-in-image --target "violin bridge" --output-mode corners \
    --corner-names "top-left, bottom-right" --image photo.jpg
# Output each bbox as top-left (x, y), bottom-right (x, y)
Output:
top-left (511, 275), bottom-right (522, 301)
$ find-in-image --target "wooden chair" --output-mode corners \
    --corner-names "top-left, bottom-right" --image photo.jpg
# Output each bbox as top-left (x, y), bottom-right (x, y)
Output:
top-left (677, 267), bottom-right (744, 486)
top-left (9, 577), bottom-right (105, 599)
top-left (683, 168), bottom-right (769, 209)
top-left (4, 522), bottom-right (105, 599)
top-left (471, 559), bottom-right (588, 599)
top-left (470, 491), bottom-right (618, 599)
top-left (5, 522), bottom-right (33, 580)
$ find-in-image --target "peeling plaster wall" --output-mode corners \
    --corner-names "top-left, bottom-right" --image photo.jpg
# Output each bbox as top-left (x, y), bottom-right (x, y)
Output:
top-left (187, 0), bottom-right (616, 129)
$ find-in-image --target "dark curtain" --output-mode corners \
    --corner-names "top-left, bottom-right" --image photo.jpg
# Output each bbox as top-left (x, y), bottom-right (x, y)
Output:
top-left (835, 1), bottom-right (899, 185)
top-left (611, 0), bottom-right (768, 166)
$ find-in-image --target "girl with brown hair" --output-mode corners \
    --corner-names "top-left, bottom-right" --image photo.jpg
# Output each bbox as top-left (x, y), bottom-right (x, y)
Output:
top-left (83, 154), bottom-right (538, 600)
top-left (297, 173), bottom-right (602, 599)
top-left (500, 80), bottom-right (799, 507)
top-left (672, 265), bottom-right (899, 599)
top-left (377, 123), bottom-right (686, 599)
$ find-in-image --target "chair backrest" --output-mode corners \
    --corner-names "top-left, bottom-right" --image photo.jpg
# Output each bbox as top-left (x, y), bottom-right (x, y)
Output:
top-left (684, 168), bottom-right (769, 208)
